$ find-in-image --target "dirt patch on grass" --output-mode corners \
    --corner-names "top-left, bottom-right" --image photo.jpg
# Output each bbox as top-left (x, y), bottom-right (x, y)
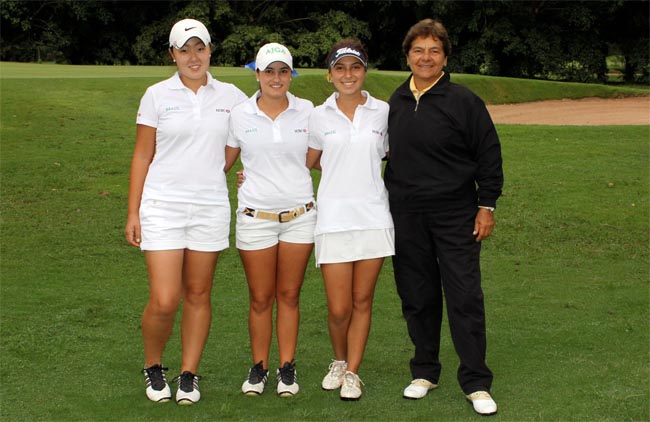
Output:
top-left (487, 96), bottom-right (650, 125)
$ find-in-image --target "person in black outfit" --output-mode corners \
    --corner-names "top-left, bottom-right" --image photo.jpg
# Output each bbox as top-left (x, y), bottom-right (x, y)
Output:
top-left (384, 18), bottom-right (504, 416)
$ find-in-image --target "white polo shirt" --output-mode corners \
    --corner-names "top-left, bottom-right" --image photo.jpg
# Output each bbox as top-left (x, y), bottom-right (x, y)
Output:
top-left (227, 91), bottom-right (315, 210)
top-left (136, 72), bottom-right (246, 205)
top-left (308, 91), bottom-right (393, 235)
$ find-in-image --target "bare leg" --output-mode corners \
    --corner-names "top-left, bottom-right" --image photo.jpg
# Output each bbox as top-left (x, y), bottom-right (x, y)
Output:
top-left (346, 258), bottom-right (383, 373)
top-left (321, 262), bottom-right (354, 362)
top-left (179, 249), bottom-right (219, 373)
top-left (275, 241), bottom-right (313, 365)
top-left (321, 258), bottom-right (384, 373)
top-left (240, 246), bottom-right (278, 369)
top-left (142, 250), bottom-right (184, 367)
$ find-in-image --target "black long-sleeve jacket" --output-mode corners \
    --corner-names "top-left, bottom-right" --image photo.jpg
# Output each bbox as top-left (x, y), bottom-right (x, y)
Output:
top-left (384, 72), bottom-right (504, 212)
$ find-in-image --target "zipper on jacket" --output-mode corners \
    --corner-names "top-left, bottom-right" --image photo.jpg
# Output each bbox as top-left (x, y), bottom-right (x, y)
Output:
top-left (413, 90), bottom-right (424, 112)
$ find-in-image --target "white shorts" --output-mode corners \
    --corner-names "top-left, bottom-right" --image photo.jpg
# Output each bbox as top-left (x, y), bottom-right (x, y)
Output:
top-left (139, 199), bottom-right (230, 252)
top-left (236, 206), bottom-right (316, 251)
top-left (315, 228), bottom-right (395, 267)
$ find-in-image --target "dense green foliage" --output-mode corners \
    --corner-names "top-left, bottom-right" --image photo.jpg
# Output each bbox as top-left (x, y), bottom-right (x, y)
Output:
top-left (1, 0), bottom-right (648, 83)
top-left (1, 68), bottom-right (648, 420)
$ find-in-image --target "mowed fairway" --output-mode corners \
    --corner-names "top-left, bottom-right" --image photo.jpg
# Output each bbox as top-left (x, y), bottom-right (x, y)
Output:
top-left (1, 63), bottom-right (648, 421)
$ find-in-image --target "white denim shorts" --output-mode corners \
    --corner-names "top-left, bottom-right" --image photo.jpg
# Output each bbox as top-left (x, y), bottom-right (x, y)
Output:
top-left (139, 199), bottom-right (230, 252)
top-left (236, 205), bottom-right (316, 251)
top-left (314, 228), bottom-right (395, 267)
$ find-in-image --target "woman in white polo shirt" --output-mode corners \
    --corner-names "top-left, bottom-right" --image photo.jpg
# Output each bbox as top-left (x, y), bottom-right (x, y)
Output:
top-left (225, 43), bottom-right (315, 398)
top-left (125, 18), bottom-right (246, 405)
top-left (306, 39), bottom-right (394, 401)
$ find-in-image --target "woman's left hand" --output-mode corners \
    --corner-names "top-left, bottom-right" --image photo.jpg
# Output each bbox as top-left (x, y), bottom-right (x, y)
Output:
top-left (473, 208), bottom-right (495, 242)
top-left (236, 170), bottom-right (245, 188)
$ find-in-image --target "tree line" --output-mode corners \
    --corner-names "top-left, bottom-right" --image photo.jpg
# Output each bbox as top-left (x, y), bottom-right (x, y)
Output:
top-left (1, 0), bottom-right (648, 83)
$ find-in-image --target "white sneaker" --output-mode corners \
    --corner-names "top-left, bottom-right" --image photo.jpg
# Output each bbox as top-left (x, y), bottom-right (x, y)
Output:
top-left (242, 361), bottom-right (268, 396)
top-left (466, 391), bottom-right (498, 415)
top-left (403, 378), bottom-right (438, 399)
top-left (340, 371), bottom-right (363, 401)
top-left (276, 361), bottom-right (299, 397)
top-left (174, 371), bottom-right (201, 405)
top-left (142, 364), bottom-right (172, 403)
top-left (321, 360), bottom-right (347, 390)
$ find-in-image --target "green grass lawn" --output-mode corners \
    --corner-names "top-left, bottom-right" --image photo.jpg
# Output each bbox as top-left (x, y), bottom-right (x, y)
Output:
top-left (1, 63), bottom-right (648, 421)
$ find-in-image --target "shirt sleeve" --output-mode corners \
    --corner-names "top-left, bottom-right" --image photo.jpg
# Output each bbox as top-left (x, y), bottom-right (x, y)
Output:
top-left (234, 87), bottom-right (248, 106)
top-left (307, 111), bottom-right (323, 151)
top-left (381, 103), bottom-right (390, 153)
top-left (470, 97), bottom-right (504, 208)
top-left (226, 88), bottom-right (249, 148)
top-left (136, 87), bottom-right (158, 128)
top-left (226, 110), bottom-right (240, 148)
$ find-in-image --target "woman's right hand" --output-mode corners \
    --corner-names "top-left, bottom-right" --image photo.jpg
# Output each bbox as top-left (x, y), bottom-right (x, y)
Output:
top-left (125, 213), bottom-right (142, 247)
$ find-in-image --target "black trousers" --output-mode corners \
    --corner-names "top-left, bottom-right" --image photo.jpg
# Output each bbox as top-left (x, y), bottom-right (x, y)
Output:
top-left (391, 207), bottom-right (493, 394)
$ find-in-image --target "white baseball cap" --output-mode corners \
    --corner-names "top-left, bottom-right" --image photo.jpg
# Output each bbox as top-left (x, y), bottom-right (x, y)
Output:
top-left (255, 43), bottom-right (294, 71)
top-left (169, 19), bottom-right (211, 49)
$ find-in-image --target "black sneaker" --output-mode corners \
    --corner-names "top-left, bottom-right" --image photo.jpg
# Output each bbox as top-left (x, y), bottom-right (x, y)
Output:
top-left (142, 364), bottom-right (171, 403)
top-left (242, 361), bottom-right (268, 396)
top-left (173, 371), bottom-right (201, 405)
top-left (276, 360), bottom-right (299, 397)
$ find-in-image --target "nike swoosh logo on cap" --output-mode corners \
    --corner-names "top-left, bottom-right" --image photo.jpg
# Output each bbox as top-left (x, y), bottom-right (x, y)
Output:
top-left (185, 27), bottom-right (196, 31)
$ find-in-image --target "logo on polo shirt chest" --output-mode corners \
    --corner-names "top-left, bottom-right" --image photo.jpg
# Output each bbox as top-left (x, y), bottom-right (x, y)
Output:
top-left (324, 130), bottom-right (336, 136)
top-left (294, 128), bottom-right (308, 134)
top-left (165, 106), bottom-right (181, 112)
top-left (372, 129), bottom-right (384, 136)
top-left (245, 127), bottom-right (258, 134)
top-left (215, 108), bottom-right (231, 113)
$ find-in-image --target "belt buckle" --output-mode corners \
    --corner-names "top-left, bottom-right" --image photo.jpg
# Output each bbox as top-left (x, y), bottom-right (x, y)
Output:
top-left (278, 210), bottom-right (292, 223)
top-left (279, 208), bottom-right (301, 223)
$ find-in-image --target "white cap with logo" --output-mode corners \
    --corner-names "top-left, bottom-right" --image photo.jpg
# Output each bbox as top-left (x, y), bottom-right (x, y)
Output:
top-left (328, 46), bottom-right (368, 69)
top-left (169, 18), bottom-right (211, 49)
top-left (255, 43), bottom-right (294, 71)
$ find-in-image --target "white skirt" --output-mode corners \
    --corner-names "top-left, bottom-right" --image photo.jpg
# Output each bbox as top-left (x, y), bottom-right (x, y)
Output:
top-left (314, 228), bottom-right (395, 267)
